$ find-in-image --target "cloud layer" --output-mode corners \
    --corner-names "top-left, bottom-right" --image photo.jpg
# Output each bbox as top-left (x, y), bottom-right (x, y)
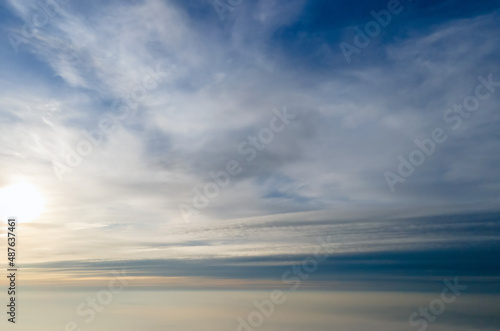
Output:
top-left (0, 0), bottom-right (499, 288)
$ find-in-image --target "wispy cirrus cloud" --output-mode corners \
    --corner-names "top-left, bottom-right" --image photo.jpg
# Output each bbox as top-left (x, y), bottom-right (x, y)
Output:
top-left (0, 0), bottom-right (499, 291)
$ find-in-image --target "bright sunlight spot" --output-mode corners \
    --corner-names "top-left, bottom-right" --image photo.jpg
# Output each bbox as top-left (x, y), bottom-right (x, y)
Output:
top-left (0, 182), bottom-right (45, 222)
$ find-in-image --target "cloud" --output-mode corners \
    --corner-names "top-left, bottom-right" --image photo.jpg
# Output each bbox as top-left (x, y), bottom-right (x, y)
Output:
top-left (0, 0), bottom-right (499, 292)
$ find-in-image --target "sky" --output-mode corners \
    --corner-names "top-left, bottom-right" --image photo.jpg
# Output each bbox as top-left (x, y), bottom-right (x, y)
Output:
top-left (0, 0), bottom-right (500, 330)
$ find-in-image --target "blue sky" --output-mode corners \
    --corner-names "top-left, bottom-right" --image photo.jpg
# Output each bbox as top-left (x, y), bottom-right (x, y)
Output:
top-left (0, 0), bottom-right (499, 294)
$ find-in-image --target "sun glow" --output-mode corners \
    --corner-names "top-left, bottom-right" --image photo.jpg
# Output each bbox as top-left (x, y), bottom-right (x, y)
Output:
top-left (0, 182), bottom-right (45, 222)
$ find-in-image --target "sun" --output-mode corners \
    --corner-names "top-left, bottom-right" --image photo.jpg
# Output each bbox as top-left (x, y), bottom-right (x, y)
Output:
top-left (0, 182), bottom-right (45, 223)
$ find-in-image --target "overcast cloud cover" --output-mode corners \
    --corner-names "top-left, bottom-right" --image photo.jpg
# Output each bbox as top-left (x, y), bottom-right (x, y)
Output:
top-left (0, 0), bottom-right (499, 299)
